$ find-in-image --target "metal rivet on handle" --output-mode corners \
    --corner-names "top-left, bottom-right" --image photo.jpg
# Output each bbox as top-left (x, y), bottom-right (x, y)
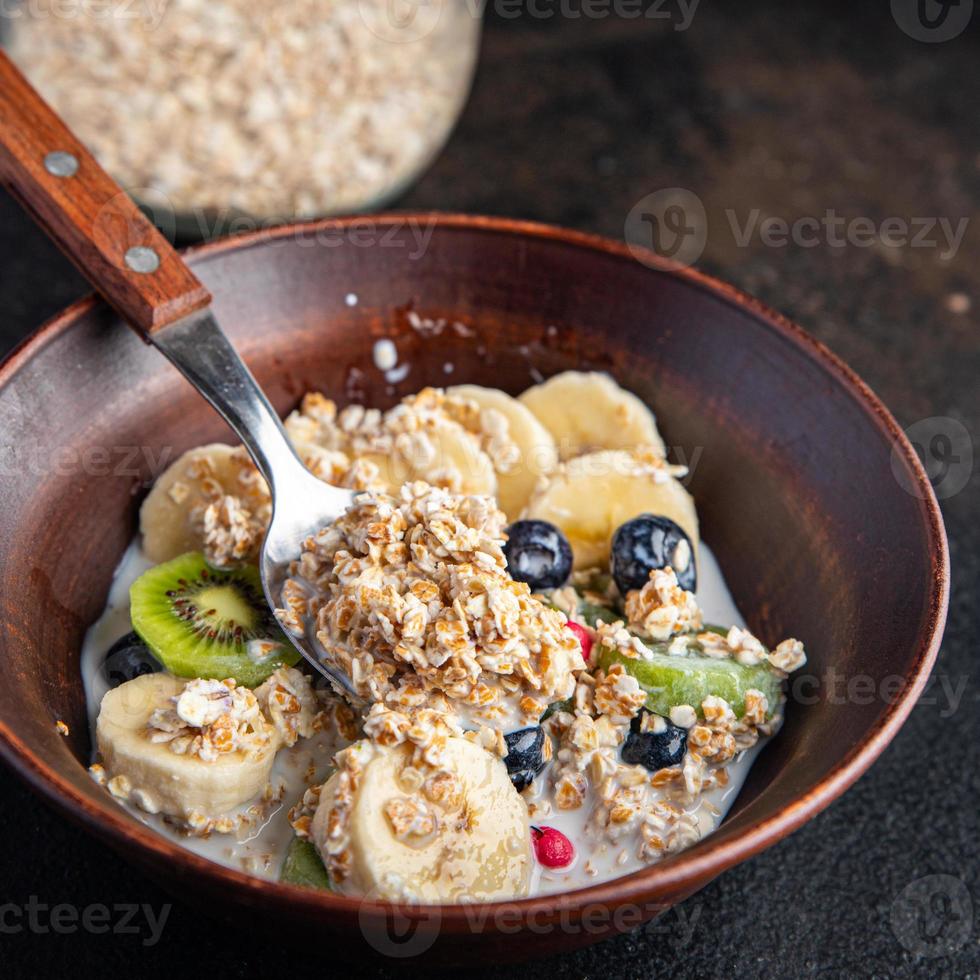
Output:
top-left (44, 151), bottom-right (79, 178)
top-left (124, 246), bottom-right (160, 274)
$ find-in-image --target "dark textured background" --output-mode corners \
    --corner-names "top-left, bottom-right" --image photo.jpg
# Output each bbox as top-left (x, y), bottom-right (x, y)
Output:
top-left (1, 2), bottom-right (977, 976)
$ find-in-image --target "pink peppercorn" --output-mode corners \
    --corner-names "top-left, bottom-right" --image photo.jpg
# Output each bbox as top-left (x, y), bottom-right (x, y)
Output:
top-left (532, 826), bottom-right (575, 869)
top-left (565, 621), bottom-right (593, 664)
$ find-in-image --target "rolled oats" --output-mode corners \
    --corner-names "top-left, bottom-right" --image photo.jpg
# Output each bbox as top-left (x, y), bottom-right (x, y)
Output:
top-left (276, 482), bottom-right (578, 730)
top-left (7, 1), bottom-right (480, 219)
top-left (769, 638), bottom-right (807, 673)
top-left (625, 567), bottom-right (702, 640)
top-left (146, 677), bottom-right (276, 762)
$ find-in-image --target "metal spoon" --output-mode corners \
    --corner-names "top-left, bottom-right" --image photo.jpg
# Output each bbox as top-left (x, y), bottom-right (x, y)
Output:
top-left (0, 52), bottom-right (357, 696)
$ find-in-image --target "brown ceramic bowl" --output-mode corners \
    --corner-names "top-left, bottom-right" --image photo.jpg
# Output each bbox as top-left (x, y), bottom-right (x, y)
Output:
top-left (0, 214), bottom-right (948, 964)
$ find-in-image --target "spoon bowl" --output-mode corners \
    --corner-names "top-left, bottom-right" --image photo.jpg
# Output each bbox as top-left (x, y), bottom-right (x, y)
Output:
top-left (149, 309), bottom-right (358, 696)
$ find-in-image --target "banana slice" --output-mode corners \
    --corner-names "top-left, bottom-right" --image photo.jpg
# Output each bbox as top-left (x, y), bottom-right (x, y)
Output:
top-left (312, 736), bottom-right (531, 902)
top-left (448, 384), bottom-right (558, 519)
top-left (518, 371), bottom-right (667, 460)
top-left (361, 420), bottom-right (497, 497)
top-left (139, 444), bottom-right (269, 563)
top-left (523, 450), bottom-right (698, 571)
top-left (96, 673), bottom-right (280, 823)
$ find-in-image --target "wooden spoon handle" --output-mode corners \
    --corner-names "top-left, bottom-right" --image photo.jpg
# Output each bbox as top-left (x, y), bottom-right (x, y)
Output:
top-left (0, 51), bottom-right (211, 336)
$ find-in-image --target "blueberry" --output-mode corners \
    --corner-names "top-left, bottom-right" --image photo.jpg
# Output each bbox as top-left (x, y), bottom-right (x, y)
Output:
top-left (610, 514), bottom-right (697, 594)
top-left (503, 520), bottom-right (573, 591)
top-left (102, 631), bottom-right (161, 688)
top-left (503, 726), bottom-right (547, 791)
top-left (621, 710), bottom-right (687, 772)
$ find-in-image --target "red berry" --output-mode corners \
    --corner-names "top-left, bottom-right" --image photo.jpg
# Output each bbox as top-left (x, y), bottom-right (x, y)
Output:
top-left (532, 826), bottom-right (575, 869)
top-left (565, 621), bottom-right (593, 664)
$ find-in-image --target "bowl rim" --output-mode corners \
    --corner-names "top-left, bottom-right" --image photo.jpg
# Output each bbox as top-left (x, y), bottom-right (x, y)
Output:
top-left (0, 212), bottom-right (949, 927)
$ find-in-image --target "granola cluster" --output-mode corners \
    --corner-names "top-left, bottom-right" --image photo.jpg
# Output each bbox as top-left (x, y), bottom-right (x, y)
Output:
top-left (193, 387), bottom-right (525, 568)
top-left (255, 666), bottom-right (321, 747)
top-left (543, 665), bottom-right (778, 864)
top-left (146, 677), bottom-right (275, 762)
top-left (174, 447), bottom-right (272, 568)
top-left (178, 444), bottom-right (379, 568)
top-left (691, 625), bottom-right (808, 675)
top-left (142, 667), bottom-right (325, 761)
top-left (625, 567), bottom-right (703, 640)
top-left (275, 482), bottom-right (578, 729)
top-left (285, 388), bottom-right (518, 493)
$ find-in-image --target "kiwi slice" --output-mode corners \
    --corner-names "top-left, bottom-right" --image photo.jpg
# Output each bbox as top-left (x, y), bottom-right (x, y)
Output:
top-left (541, 588), bottom-right (618, 628)
top-left (577, 597), bottom-right (619, 628)
top-left (129, 552), bottom-right (299, 687)
top-left (280, 837), bottom-right (331, 890)
top-left (598, 635), bottom-right (782, 720)
top-left (541, 697), bottom-right (573, 721)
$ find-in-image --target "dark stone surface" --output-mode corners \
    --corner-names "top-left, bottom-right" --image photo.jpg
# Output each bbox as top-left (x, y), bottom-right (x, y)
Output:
top-left (0, 2), bottom-right (976, 976)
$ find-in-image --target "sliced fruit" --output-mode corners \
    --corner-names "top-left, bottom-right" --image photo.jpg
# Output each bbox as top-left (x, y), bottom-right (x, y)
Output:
top-left (140, 444), bottom-right (267, 563)
top-left (559, 582), bottom-right (620, 628)
top-left (96, 673), bottom-right (279, 821)
top-left (518, 371), bottom-right (667, 460)
top-left (448, 384), bottom-right (558, 518)
top-left (541, 697), bottom-right (573, 721)
top-left (523, 450), bottom-right (698, 571)
top-left (312, 737), bottom-right (531, 902)
top-left (130, 552), bottom-right (298, 687)
top-left (598, 641), bottom-right (782, 719)
top-left (577, 599), bottom-right (619, 628)
top-left (361, 420), bottom-right (497, 497)
top-left (281, 836), bottom-right (331, 890)
top-left (503, 519), bottom-right (573, 591)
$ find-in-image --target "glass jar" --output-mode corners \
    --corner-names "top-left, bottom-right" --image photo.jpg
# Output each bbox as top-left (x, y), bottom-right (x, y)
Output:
top-left (3, 1), bottom-right (482, 236)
